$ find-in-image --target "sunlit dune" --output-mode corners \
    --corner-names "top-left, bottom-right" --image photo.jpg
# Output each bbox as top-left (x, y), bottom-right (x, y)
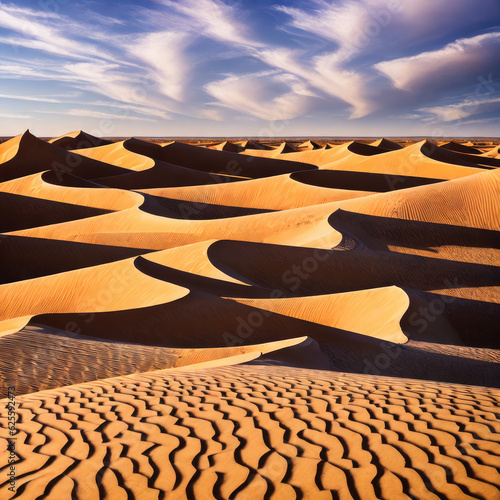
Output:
top-left (297, 139), bottom-right (323, 150)
top-left (1, 131), bottom-right (499, 499)
top-left (439, 140), bottom-right (482, 155)
top-left (483, 144), bottom-right (500, 158)
top-left (139, 172), bottom-right (373, 210)
top-left (0, 171), bottom-right (142, 211)
top-left (370, 138), bottom-right (404, 151)
top-left (0, 131), bottom-right (128, 182)
top-left (49, 130), bottom-right (113, 150)
top-left (320, 140), bottom-right (485, 179)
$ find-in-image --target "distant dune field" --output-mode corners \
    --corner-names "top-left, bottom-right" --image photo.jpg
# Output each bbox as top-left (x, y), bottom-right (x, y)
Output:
top-left (1, 132), bottom-right (499, 499)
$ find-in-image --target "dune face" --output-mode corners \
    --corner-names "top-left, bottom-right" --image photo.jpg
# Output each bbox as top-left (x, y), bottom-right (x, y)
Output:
top-left (49, 131), bottom-right (113, 150)
top-left (1, 133), bottom-right (499, 499)
top-left (439, 140), bottom-right (482, 155)
top-left (0, 131), bottom-right (129, 183)
top-left (370, 138), bottom-right (404, 151)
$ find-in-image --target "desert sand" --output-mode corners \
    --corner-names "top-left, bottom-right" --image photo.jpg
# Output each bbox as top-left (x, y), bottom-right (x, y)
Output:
top-left (1, 132), bottom-right (499, 499)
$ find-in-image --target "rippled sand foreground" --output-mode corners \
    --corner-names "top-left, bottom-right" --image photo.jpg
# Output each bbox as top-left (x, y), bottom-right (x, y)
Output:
top-left (0, 132), bottom-right (499, 499)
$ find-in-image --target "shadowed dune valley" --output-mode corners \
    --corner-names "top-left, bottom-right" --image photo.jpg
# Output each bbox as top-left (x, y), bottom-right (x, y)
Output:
top-left (0, 130), bottom-right (499, 500)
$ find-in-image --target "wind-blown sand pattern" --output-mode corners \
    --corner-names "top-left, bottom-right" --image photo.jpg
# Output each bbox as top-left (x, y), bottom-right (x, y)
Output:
top-left (1, 365), bottom-right (500, 499)
top-left (1, 132), bottom-right (499, 499)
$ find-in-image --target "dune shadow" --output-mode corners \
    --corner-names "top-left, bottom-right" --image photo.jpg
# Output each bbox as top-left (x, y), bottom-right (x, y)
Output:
top-left (138, 192), bottom-right (274, 220)
top-left (0, 235), bottom-right (150, 284)
top-left (328, 209), bottom-right (500, 251)
top-left (292, 170), bottom-right (443, 192)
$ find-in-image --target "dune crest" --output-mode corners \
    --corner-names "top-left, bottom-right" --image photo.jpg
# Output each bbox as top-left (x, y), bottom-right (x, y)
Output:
top-left (49, 130), bottom-right (113, 150)
top-left (1, 131), bottom-right (499, 499)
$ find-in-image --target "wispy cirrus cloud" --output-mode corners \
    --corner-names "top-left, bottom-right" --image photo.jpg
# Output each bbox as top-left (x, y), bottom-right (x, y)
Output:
top-left (0, 93), bottom-right (66, 103)
top-left (128, 31), bottom-right (191, 102)
top-left (0, 2), bottom-right (114, 60)
top-left (62, 61), bottom-right (173, 113)
top-left (0, 112), bottom-right (31, 119)
top-left (375, 32), bottom-right (500, 92)
top-left (419, 96), bottom-right (500, 122)
top-left (205, 70), bottom-right (320, 120)
top-left (158, 0), bottom-right (258, 47)
top-left (65, 108), bottom-right (158, 121)
top-left (0, 0), bottom-right (498, 135)
top-left (256, 47), bottom-right (374, 118)
top-left (275, 0), bottom-right (500, 61)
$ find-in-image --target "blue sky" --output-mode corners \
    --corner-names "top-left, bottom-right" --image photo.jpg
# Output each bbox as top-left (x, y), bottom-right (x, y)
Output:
top-left (0, 0), bottom-right (499, 137)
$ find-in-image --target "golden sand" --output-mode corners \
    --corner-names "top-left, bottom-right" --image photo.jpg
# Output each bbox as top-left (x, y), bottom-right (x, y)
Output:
top-left (0, 133), bottom-right (499, 499)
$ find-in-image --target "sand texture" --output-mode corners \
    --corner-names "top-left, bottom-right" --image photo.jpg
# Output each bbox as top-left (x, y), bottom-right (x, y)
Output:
top-left (0, 133), bottom-right (499, 499)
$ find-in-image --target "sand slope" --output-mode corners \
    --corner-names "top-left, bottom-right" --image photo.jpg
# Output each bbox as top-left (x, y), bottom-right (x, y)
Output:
top-left (1, 364), bottom-right (499, 499)
top-left (0, 131), bottom-right (128, 182)
top-left (1, 131), bottom-right (499, 499)
top-left (49, 130), bottom-right (113, 150)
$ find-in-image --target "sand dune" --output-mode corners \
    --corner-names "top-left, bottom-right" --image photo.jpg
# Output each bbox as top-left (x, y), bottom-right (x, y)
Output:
top-left (49, 130), bottom-right (113, 150)
top-left (273, 141), bottom-right (297, 153)
top-left (439, 140), bottom-right (482, 155)
top-left (1, 131), bottom-right (499, 499)
top-left (243, 140), bottom-right (389, 166)
top-left (332, 164), bottom-right (500, 229)
top-left (152, 141), bottom-right (312, 178)
top-left (0, 131), bottom-right (128, 182)
top-left (235, 139), bottom-right (273, 150)
top-left (229, 286), bottom-right (409, 343)
top-left (6, 187), bottom-right (348, 250)
top-left (210, 140), bottom-right (245, 153)
top-left (321, 140), bottom-right (483, 179)
top-left (291, 169), bottom-right (442, 192)
top-left (138, 191), bottom-right (272, 219)
top-left (75, 138), bottom-right (247, 188)
top-left (0, 235), bottom-right (149, 284)
top-left (297, 139), bottom-right (323, 150)
top-left (0, 324), bottom-right (310, 395)
top-left (0, 236), bottom-right (409, 347)
top-left (139, 172), bottom-right (373, 210)
top-left (0, 254), bottom-right (189, 335)
top-left (0, 171), bottom-right (142, 211)
top-left (425, 141), bottom-right (500, 169)
top-left (1, 364), bottom-right (499, 499)
top-left (73, 138), bottom-right (158, 171)
top-left (482, 144), bottom-right (500, 159)
top-left (370, 138), bottom-right (404, 151)
top-left (0, 191), bottom-right (111, 232)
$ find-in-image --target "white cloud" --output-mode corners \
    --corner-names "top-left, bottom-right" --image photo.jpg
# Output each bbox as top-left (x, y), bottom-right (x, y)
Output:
top-left (419, 96), bottom-right (500, 122)
top-left (198, 107), bottom-right (225, 121)
top-left (457, 116), bottom-right (500, 126)
top-left (205, 71), bottom-right (320, 121)
top-left (256, 48), bottom-right (375, 118)
top-left (0, 0), bottom-right (498, 132)
top-left (159, 0), bottom-right (258, 47)
top-left (0, 112), bottom-right (31, 119)
top-left (276, 0), bottom-right (395, 61)
top-left (0, 59), bottom-right (58, 79)
top-left (276, 0), bottom-right (499, 62)
top-left (0, 4), bottom-right (61, 19)
top-left (128, 31), bottom-right (190, 102)
top-left (0, 3), bottom-right (112, 60)
top-left (312, 52), bottom-right (376, 118)
top-left (270, 0), bottom-right (500, 120)
top-left (375, 32), bottom-right (500, 91)
top-left (83, 10), bottom-right (125, 26)
top-left (66, 109), bottom-right (157, 121)
top-left (88, 100), bottom-right (170, 119)
top-left (0, 92), bottom-right (77, 103)
top-left (63, 62), bottom-right (173, 115)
